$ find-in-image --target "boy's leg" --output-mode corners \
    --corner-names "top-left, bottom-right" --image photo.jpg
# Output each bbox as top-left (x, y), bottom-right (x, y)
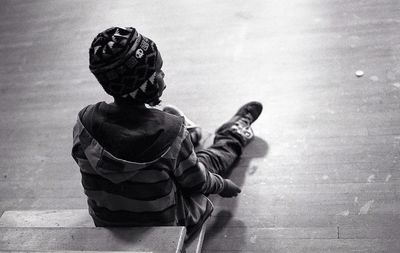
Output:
top-left (196, 101), bottom-right (263, 176)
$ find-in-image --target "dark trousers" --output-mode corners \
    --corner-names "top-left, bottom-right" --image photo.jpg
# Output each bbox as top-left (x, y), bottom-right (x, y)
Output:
top-left (196, 125), bottom-right (245, 177)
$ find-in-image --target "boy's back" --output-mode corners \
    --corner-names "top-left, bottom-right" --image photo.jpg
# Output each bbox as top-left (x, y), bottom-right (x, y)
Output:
top-left (72, 101), bottom-right (213, 236)
top-left (78, 102), bottom-right (182, 162)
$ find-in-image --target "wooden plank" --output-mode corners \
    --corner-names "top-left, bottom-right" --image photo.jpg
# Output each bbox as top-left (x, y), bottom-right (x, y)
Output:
top-left (233, 162), bottom-right (399, 185)
top-left (205, 227), bottom-right (338, 240)
top-left (0, 179), bottom-right (397, 199)
top-left (5, 209), bottom-right (400, 237)
top-left (207, 183), bottom-right (399, 217)
top-left (0, 209), bottom-right (205, 253)
top-left (202, 237), bottom-right (400, 252)
top-left (0, 198), bottom-right (87, 217)
top-left (206, 213), bottom-right (400, 229)
top-left (0, 209), bottom-right (206, 253)
top-left (5, 251), bottom-right (149, 253)
top-left (339, 226), bottom-right (400, 239)
top-left (0, 180), bottom-right (84, 199)
top-left (203, 225), bottom-right (400, 240)
top-left (0, 227), bottom-right (186, 253)
top-left (0, 210), bottom-right (93, 228)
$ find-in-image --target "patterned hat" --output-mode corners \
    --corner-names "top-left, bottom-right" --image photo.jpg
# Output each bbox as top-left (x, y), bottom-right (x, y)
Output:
top-left (89, 27), bottom-right (162, 98)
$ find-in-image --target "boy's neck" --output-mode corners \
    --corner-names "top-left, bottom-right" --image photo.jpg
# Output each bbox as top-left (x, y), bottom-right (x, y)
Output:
top-left (113, 97), bottom-right (146, 108)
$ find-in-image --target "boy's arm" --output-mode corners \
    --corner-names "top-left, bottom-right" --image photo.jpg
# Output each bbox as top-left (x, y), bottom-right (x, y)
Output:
top-left (71, 118), bottom-right (92, 170)
top-left (173, 129), bottom-right (233, 196)
top-left (71, 121), bottom-right (84, 163)
top-left (71, 107), bottom-right (91, 164)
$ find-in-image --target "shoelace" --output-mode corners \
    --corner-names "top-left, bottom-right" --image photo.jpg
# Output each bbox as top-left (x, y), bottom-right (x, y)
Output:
top-left (235, 113), bottom-right (253, 128)
top-left (232, 117), bottom-right (253, 139)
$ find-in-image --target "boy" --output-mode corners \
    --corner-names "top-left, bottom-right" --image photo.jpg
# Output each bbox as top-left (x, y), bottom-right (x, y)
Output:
top-left (72, 27), bottom-right (263, 240)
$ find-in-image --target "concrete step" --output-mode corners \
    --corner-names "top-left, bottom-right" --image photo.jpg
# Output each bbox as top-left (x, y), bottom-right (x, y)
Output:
top-left (0, 210), bottom-right (205, 253)
top-left (0, 227), bottom-right (185, 252)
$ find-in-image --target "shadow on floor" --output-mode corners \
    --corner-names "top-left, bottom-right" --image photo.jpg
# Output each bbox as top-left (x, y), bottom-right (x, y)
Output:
top-left (225, 136), bottom-right (269, 187)
top-left (203, 136), bottom-right (269, 248)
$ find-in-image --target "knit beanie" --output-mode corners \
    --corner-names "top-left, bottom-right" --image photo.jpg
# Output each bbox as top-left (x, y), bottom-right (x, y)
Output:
top-left (89, 27), bottom-right (163, 102)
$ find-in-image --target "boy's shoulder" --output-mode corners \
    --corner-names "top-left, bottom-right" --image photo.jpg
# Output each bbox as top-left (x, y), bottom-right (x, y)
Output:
top-left (75, 101), bottom-right (185, 162)
top-left (77, 101), bottom-right (184, 125)
top-left (77, 101), bottom-right (107, 118)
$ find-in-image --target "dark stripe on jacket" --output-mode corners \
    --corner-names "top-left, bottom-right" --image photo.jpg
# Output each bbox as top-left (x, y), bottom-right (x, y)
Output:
top-left (81, 172), bottom-right (173, 201)
top-left (175, 164), bottom-right (202, 182)
top-left (175, 135), bottom-right (193, 165)
top-left (89, 199), bottom-right (176, 225)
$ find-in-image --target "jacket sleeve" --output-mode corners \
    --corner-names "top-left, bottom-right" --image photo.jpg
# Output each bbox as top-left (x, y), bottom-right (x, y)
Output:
top-left (71, 120), bottom-right (85, 164)
top-left (173, 128), bottom-right (225, 195)
top-left (71, 107), bottom-right (90, 164)
top-left (71, 116), bottom-right (95, 175)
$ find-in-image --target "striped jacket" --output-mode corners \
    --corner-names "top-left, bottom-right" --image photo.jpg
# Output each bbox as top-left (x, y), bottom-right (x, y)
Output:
top-left (71, 102), bottom-right (224, 238)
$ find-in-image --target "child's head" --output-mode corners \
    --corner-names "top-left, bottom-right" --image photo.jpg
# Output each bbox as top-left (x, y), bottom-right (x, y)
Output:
top-left (89, 27), bottom-right (165, 106)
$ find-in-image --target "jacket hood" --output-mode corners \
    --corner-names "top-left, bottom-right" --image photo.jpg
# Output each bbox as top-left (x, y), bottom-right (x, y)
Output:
top-left (72, 102), bottom-right (183, 184)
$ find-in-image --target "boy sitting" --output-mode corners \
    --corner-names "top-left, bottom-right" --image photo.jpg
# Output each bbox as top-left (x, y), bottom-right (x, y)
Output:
top-left (72, 27), bottom-right (262, 240)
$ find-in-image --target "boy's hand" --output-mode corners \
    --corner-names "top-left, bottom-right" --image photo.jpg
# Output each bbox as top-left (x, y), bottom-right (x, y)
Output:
top-left (219, 179), bottom-right (241, 198)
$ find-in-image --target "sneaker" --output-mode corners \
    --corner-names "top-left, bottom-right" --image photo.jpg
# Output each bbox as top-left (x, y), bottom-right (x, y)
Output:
top-left (162, 105), bottom-right (202, 146)
top-left (216, 101), bottom-right (263, 145)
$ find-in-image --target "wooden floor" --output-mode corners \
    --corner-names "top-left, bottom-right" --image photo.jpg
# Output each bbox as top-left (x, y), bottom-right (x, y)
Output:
top-left (1, 0), bottom-right (400, 252)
